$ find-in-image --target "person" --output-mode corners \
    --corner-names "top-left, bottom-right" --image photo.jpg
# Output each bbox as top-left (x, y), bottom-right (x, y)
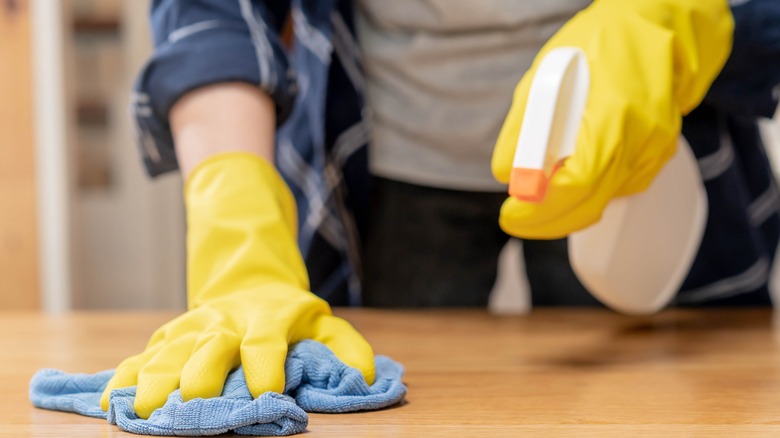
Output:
top-left (103, 0), bottom-right (780, 419)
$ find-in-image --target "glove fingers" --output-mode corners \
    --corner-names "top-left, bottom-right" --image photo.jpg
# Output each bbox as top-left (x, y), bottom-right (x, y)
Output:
top-left (99, 343), bottom-right (163, 412)
top-left (240, 329), bottom-right (288, 398)
top-left (497, 109), bottom-right (628, 239)
top-left (499, 159), bottom-right (620, 239)
top-left (491, 72), bottom-right (534, 184)
top-left (134, 333), bottom-right (198, 419)
top-left (615, 139), bottom-right (678, 198)
top-left (500, 191), bottom-right (606, 239)
top-left (312, 314), bottom-right (376, 385)
top-left (180, 329), bottom-right (241, 401)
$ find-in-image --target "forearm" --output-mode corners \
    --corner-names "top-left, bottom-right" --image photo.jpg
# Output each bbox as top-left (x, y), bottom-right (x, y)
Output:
top-left (170, 82), bottom-right (277, 179)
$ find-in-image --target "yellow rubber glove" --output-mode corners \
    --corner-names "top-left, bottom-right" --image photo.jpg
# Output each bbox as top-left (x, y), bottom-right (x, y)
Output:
top-left (100, 152), bottom-right (375, 419)
top-left (492, 0), bottom-right (733, 239)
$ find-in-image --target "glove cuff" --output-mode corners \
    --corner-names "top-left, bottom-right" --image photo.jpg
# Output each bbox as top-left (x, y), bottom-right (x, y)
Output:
top-left (596, 0), bottom-right (734, 113)
top-left (185, 152), bottom-right (309, 308)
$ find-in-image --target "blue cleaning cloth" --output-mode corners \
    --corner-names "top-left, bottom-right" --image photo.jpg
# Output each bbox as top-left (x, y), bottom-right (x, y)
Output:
top-left (29, 340), bottom-right (406, 436)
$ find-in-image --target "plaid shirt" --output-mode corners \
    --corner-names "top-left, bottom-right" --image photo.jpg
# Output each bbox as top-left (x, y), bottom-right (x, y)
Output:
top-left (133, 0), bottom-right (780, 307)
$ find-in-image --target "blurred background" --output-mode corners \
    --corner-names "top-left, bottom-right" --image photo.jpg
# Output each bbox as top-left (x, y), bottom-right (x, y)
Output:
top-left (1, 0), bottom-right (779, 312)
top-left (2, 0), bottom-right (185, 311)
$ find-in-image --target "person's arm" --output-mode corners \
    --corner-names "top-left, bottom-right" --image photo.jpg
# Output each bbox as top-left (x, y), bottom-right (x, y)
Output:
top-left (104, 85), bottom-right (375, 419)
top-left (133, 0), bottom-right (297, 178)
top-left (101, 1), bottom-right (375, 419)
top-left (170, 82), bottom-right (276, 177)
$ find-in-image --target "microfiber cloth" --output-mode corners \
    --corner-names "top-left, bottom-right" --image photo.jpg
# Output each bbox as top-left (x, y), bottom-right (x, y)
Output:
top-left (29, 340), bottom-right (406, 436)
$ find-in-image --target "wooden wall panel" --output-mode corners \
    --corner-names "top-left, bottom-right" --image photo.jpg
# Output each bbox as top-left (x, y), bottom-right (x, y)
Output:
top-left (0, 0), bottom-right (40, 309)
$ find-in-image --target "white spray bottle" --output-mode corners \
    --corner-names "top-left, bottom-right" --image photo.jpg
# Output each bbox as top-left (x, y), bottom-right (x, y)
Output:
top-left (509, 47), bottom-right (708, 314)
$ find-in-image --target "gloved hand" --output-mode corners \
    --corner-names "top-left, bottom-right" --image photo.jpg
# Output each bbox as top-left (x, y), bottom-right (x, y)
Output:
top-left (100, 152), bottom-right (375, 419)
top-left (492, 0), bottom-right (733, 239)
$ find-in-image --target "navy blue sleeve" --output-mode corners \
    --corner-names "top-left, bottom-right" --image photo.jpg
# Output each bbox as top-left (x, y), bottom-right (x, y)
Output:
top-left (704, 0), bottom-right (780, 119)
top-left (132, 0), bottom-right (294, 177)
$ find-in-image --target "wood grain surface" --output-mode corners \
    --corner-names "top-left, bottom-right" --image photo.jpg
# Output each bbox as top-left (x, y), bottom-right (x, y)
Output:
top-left (4, 308), bottom-right (780, 436)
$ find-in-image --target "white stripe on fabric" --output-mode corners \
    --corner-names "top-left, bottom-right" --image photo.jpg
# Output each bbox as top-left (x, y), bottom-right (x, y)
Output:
top-left (131, 100), bottom-right (160, 162)
top-left (135, 106), bottom-right (153, 118)
top-left (130, 92), bottom-right (149, 104)
top-left (330, 12), bottom-right (364, 93)
top-left (277, 140), bottom-right (345, 250)
top-left (168, 20), bottom-right (221, 44)
top-left (324, 160), bottom-right (364, 305)
top-left (697, 128), bottom-right (735, 181)
top-left (277, 139), bottom-right (324, 222)
top-left (677, 257), bottom-right (770, 304)
top-left (321, 164), bottom-right (349, 239)
top-left (322, 163), bottom-right (359, 253)
top-left (129, 93), bottom-right (161, 163)
top-left (729, 0), bottom-right (751, 6)
top-left (749, 181), bottom-right (780, 226)
top-left (292, 7), bottom-right (332, 63)
top-left (330, 12), bottom-right (362, 65)
top-left (238, 0), bottom-right (276, 92)
top-left (333, 121), bottom-right (369, 166)
top-left (277, 141), bottom-right (317, 195)
top-left (323, 121), bottom-right (369, 305)
top-left (139, 129), bottom-right (162, 163)
top-left (313, 207), bottom-right (345, 251)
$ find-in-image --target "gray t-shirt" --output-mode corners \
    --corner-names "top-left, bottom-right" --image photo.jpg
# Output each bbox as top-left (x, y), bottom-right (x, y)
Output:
top-left (356, 0), bottom-right (591, 191)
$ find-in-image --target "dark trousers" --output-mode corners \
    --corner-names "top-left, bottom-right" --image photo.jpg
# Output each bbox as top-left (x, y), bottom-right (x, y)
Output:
top-left (362, 178), bottom-right (600, 308)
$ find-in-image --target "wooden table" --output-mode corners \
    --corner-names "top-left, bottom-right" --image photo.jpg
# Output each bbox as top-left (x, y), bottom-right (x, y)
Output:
top-left (4, 309), bottom-right (780, 437)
